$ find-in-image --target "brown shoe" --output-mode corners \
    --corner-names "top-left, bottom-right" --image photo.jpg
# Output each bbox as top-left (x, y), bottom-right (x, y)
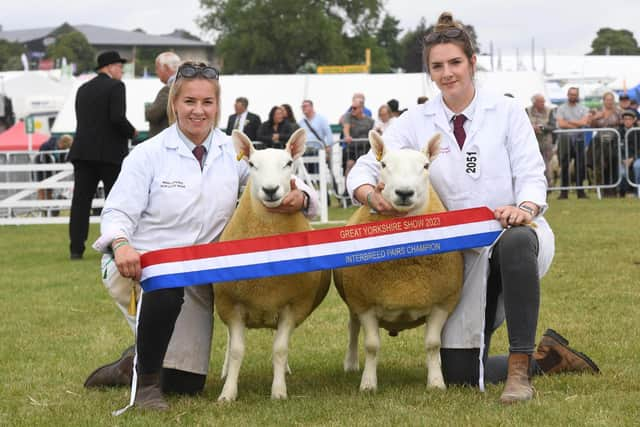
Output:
top-left (500, 353), bottom-right (534, 404)
top-left (84, 346), bottom-right (134, 388)
top-left (135, 372), bottom-right (169, 411)
top-left (533, 329), bottom-right (600, 375)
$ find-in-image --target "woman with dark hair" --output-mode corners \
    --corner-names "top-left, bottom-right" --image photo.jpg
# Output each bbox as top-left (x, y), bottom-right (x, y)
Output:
top-left (347, 12), bottom-right (598, 404)
top-left (256, 105), bottom-right (294, 149)
top-left (281, 103), bottom-right (300, 131)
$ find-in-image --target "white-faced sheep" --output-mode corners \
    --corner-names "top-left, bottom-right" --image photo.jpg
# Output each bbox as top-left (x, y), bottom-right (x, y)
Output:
top-left (215, 128), bottom-right (331, 401)
top-left (333, 130), bottom-right (464, 392)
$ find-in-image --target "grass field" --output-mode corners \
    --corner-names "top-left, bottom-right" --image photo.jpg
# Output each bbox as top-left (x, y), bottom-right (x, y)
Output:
top-left (1, 197), bottom-right (639, 426)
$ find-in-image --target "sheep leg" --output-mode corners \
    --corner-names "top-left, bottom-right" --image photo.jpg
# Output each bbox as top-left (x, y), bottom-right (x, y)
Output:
top-left (272, 305), bottom-right (294, 400)
top-left (221, 327), bottom-right (230, 379)
top-left (424, 306), bottom-right (448, 390)
top-left (344, 311), bottom-right (360, 372)
top-left (358, 309), bottom-right (380, 392)
top-left (217, 310), bottom-right (245, 402)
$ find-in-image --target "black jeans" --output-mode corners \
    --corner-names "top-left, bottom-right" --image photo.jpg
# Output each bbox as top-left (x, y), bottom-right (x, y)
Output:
top-left (441, 226), bottom-right (542, 386)
top-left (136, 287), bottom-right (207, 394)
top-left (558, 135), bottom-right (587, 188)
top-left (69, 160), bottom-right (121, 255)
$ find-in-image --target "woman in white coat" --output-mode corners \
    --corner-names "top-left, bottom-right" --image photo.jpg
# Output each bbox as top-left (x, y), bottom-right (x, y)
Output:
top-left (348, 12), bottom-right (598, 403)
top-left (90, 62), bottom-right (318, 410)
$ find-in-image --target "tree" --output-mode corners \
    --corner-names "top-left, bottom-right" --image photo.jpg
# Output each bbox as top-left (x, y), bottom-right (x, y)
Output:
top-left (376, 14), bottom-right (402, 70)
top-left (0, 40), bottom-right (24, 71)
top-left (135, 47), bottom-right (165, 77)
top-left (46, 30), bottom-right (96, 74)
top-left (589, 28), bottom-right (639, 55)
top-left (398, 18), bottom-right (428, 73)
top-left (198, 0), bottom-right (384, 74)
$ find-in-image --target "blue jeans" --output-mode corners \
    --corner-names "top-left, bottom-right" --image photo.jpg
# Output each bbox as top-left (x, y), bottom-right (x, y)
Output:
top-left (633, 158), bottom-right (640, 185)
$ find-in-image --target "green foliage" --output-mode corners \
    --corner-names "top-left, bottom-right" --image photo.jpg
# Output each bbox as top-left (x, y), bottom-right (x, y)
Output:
top-left (198, 0), bottom-right (386, 74)
top-left (589, 28), bottom-right (640, 55)
top-left (46, 30), bottom-right (96, 74)
top-left (398, 18), bottom-right (428, 73)
top-left (135, 47), bottom-right (166, 77)
top-left (376, 14), bottom-right (402, 71)
top-left (0, 39), bottom-right (24, 71)
top-left (0, 196), bottom-right (639, 425)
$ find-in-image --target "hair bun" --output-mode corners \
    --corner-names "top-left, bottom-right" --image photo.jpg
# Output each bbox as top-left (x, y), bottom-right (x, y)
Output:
top-left (435, 11), bottom-right (455, 32)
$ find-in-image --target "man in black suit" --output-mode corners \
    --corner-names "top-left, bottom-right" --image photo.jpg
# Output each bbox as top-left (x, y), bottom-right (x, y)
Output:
top-left (68, 51), bottom-right (136, 259)
top-left (225, 96), bottom-right (261, 141)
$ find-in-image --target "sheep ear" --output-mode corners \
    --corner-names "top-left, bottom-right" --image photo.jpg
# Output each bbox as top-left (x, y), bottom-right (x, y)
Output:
top-left (369, 130), bottom-right (385, 161)
top-left (422, 133), bottom-right (441, 162)
top-left (232, 129), bottom-right (253, 161)
top-left (286, 128), bottom-right (307, 160)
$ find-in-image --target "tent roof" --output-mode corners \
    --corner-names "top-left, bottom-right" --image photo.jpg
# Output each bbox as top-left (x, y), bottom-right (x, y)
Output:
top-left (0, 121), bottom-right (49, 151)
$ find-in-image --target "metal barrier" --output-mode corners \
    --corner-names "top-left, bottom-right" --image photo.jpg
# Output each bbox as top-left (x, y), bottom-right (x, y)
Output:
top-left (0, 149), bottom-right (106, 224)
top-left (550, 127), bottom-right (625, 198)
top-left (333, 137), bottom-right (370, 207)
top-left (623, 127), bottom-right (640, 196)
top-left (0, 134), bottom-right (377, 225)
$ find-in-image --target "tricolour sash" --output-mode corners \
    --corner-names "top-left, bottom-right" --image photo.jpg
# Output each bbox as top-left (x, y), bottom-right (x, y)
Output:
top-left (140, 207), bottom-right (502, 292)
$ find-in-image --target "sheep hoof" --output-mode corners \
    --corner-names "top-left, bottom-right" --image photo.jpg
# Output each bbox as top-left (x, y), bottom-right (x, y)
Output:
top-left (344, 360), bottom-right (360, 372)
top-left (359, 379), bottom-right (377, 392)
top-left (271, 391), bottom-right (288, 400)
top-left (427, 379), bottom-right (446, 390)
top-left (217, 392), bottom-right (237, 403)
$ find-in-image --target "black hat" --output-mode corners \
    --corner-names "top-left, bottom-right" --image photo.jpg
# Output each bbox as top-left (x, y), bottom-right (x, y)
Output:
top-left (619, 93), bottom-right (630, 100)
top-left (95, 51), bottom-right (127, 70)
top-left (621, 109), bottom-right (636, 118)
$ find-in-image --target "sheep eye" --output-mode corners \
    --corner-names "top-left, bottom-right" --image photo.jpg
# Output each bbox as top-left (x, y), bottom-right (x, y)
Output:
top-left (424, 162), bottom-right (430, 170)
top-left (248, 161), bottom-right (256, 169)
top-left (380, 161), bottom-right (386, 169)
top-left (284, 160), bottom-right (293, 168)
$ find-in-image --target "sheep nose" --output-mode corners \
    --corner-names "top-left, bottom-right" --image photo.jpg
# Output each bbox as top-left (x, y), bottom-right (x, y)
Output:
top-left (262, 186), bottom-right (279, 200)
top-left (395, 189), bottom-right (414, 201)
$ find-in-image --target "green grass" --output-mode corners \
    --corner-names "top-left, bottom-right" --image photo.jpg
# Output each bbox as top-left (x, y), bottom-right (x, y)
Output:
top-left (1, 197), bottom-right (639, 426)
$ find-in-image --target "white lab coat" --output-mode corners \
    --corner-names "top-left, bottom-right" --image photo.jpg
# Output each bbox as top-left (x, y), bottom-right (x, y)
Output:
top-left (99, 125), bottom-right (249, 251)
top-left (94, 124), bottom-right (319, 374)
top-left (347, 89), bottom-right (555, 355)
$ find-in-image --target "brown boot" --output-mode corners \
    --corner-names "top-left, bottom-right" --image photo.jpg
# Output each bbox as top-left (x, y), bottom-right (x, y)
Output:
top-left (533, 329), bottom-right (600, 375)
top-left (135, 372), bottom-right (169, 411)
top-left (500, 353), bottom-right (534, 404)
top-left (84, 346), bottom-right (134, 388)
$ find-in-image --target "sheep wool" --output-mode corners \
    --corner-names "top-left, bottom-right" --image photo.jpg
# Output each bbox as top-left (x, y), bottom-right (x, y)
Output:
top-left (334, 130), bottom-right (464, 392)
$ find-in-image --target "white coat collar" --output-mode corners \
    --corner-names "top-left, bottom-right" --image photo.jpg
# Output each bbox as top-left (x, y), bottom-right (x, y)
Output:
top-left (422, 89), bottom-right (499, 143)
top-left (162, 124), bottom-right (226, 161)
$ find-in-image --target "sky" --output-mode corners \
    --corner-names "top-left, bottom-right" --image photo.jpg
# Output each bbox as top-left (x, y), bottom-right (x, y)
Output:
top-left (2, 0), bottom-right (639, 56)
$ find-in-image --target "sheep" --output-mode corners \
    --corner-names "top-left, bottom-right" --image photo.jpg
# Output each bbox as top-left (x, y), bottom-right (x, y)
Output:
top-left (214, 128), bottom-right (331, 401)
top-left (333, 130), bottom-right (464, 392)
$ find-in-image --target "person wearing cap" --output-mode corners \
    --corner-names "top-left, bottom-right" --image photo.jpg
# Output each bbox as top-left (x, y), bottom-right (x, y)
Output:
top-left (619, 94), bottom-right (633, 115)
top-left (619, 109), bottom-right (640, 196)
top-left (68, 51), bottom-right (137, 260)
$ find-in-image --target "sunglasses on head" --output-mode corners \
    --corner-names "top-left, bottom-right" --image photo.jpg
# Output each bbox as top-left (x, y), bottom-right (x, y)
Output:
top-left (176, 63), bottom-right (220, 80)
top-left (423, 28), bottom-right (465, 44)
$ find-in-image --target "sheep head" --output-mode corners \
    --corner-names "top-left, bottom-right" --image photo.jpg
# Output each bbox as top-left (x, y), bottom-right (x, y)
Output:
top-left (232, 128), bottom-right (307, 208)
top-left (369, 130), bottom-right (441, 214)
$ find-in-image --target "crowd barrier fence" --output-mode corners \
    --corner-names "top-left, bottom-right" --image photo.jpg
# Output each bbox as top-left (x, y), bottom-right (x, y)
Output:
top-left (549, 127), bottom-right (639, 198)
